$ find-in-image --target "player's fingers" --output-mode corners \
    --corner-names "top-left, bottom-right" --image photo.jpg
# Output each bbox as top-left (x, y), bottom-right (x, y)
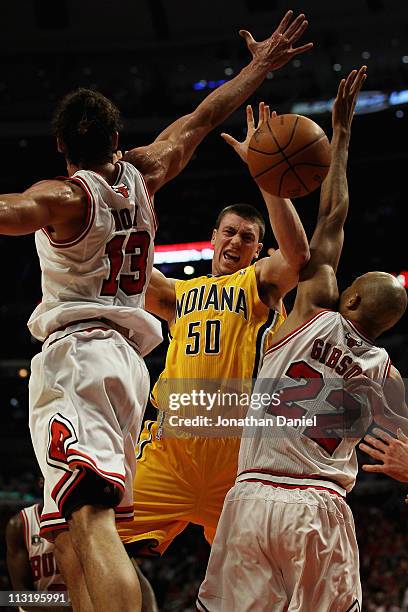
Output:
top-left (276, 10), bottom-right (294, 34)
top-left (271, 110), bottom-right (278, 118)
top-left (290, 42), bottom-right (314, 57)
top-left (282, 13), bottom-right (305, 38)
top-left (344, 70), bottom-right (358, 97)
top-left (350, 75), bottom-right (366, 110)
top-left (363, 434), bottom-right (388, 453)
top-left (256, 102), bottom-right (264, 128)
top-left (397, 428), bottom-right (408, 442)
top-left (221, 133), bottom-right (239, 148)
top-left (358, 443), bottom-right (385, 461)
top-left (350, 66), bottom-right (367, 96)
top-left (246, 104), bottom-right (255, 128)
top-left (261, 104), bottom-right (270, 124)
top-left (239, 29), bottom-right (256, 47)
top-left (344, 69), bottom-right (358, 97)
top-left (371, 428), bottom-right (394, 444)
top-left (336, 78), bottom-right (346, 100)
top-left (361, 463), bottom-right (384, 473)
top-left (286, 19), bottom-right (308, 44)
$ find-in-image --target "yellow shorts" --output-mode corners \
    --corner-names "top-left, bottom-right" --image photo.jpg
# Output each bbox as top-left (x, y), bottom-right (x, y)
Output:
top-left (117, 420), bottom-right (240, 556)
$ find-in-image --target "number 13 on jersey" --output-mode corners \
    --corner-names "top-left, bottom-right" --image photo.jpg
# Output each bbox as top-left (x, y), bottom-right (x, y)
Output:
top-left (101, 230), bottom-right (150, 297)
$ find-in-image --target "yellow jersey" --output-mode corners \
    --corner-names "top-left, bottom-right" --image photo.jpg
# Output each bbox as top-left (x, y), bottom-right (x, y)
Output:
top-left (151, 263), bottom-right (285, 415)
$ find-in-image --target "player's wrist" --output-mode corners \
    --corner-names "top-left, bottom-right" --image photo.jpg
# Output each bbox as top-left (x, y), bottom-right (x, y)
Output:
top-left (332, 126), bottom-right (351, 139)
top-left (248, 56), bottom-right (273, 75)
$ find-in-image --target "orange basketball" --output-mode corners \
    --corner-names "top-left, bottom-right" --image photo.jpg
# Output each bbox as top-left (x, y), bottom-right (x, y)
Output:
top-left (247, 114), bottom-right (331, 198)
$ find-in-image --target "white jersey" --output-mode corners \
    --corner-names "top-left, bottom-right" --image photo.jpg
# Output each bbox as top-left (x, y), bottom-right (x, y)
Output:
top-left (28, 161), bottom-right (162, 356)
top-left (238, 309), bottom-right (391, 493)
top-left (20, 504), bottom-right (66, 592)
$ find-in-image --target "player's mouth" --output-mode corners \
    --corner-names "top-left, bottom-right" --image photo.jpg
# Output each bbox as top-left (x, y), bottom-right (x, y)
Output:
top-left (223, 251), bottom-right (240, 263)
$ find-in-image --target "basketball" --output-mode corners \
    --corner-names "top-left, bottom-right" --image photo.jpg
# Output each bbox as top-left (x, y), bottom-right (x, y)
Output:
top-left (247, 114), bottom-right (331, 198)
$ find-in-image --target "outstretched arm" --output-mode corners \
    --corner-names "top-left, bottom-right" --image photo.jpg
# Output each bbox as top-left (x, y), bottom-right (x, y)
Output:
top-left (222, 103), bottom-right (310, 307)
top-left (290, 66), bottom-right (367, 320)
top-left (123, 10), bottom-right (313, 196)
top-left (0, 180), bottom-right (87, 236)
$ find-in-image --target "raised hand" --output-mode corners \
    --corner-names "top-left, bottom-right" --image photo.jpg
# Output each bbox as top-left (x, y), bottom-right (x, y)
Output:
top-left (221, 102), bottom-right (276, 163)
top-left (332, 65), bottom-right (367, 135)
top-left (239, 10), bottom-right (313, 72)
top-left (359, 427), bottom-right (408, 483)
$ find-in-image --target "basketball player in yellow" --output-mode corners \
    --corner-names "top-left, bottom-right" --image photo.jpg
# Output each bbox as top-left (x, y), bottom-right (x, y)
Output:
top-left (117, 102), bottom-right (311, 561)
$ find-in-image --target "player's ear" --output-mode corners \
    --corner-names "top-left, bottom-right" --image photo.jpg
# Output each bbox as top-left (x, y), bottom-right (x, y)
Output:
top-left (56, 137), bottom-right (65, 154)
top-left (211, 229), bottom-right (217, 245)
top-left (254, 242), bottom-right (263, 259)
top-left (112, 131), bottom-right (119, 151)
top-left (347, 293), bottom-right (361, 310)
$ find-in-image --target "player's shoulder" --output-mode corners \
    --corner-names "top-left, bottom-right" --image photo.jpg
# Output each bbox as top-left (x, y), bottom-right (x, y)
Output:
top-left (6, 510), bottom-right (24, 543)
top-left (26, 178), bottom-right (87, 206)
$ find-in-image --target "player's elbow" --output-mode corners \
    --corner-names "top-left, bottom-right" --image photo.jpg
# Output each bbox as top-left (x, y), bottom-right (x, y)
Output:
top-left (298, 246), bottom-right (311, 268)
top-left (289, 244), bottom-right (311, 271)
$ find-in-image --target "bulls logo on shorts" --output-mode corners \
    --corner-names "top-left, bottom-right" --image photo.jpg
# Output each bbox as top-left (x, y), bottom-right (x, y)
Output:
top-left (47, 414), bottom-right (78, 470)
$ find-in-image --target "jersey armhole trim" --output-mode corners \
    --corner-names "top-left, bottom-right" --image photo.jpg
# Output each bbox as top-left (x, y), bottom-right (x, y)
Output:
top-left (41, 176), bottom-right (95, 249)
top-left (381, 356), bottom-right (392, 386)
top-left (264, 309), bottom-right (334, 356)
top-left (20, 509), bottom-right (29, 551)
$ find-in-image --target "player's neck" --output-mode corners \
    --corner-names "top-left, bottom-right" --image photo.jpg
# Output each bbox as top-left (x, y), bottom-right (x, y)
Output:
top-left (344, 313), bottom-right (378, 342)
top-left (66, 160), bottom-right (118, 184)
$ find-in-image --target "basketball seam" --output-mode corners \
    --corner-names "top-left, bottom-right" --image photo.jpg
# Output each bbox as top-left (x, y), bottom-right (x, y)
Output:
top-left (285, 165), bottom-right (309, 196)
top-left (277, 114), bottom-right (299, 150)
top-left (278, 164), bottom-right (309, 197)
top-left (249, 116), bottom-right (299, 156)
top-left (253, 134), bottom-right (329, 178)
top-left (265, 118), bottom-right (309, 196)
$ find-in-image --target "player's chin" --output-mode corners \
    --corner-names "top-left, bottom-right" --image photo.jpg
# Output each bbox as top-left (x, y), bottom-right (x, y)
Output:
top-left (219, 260), bottom-right (241, 275)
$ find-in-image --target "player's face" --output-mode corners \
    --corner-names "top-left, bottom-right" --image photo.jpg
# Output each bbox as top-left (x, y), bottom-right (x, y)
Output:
top-left (211, 213), bottom-right (262, 275)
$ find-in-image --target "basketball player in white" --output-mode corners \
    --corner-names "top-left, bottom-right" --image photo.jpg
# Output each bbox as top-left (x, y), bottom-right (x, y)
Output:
top-left (6, 502), bottom-right (72, 612)
top-left (0, 11), bottom-right (313, 612)
top-left (197, 65), bottom-right (408, 611)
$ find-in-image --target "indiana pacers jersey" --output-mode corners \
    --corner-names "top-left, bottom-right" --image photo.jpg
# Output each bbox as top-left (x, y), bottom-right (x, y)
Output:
top-left (118, 264), bottom-right (285, 553)
top-left (20, 504), bottom-right (67, 592)
top-left (151, 263), bottom-right (285, 427)
top-left (238, 309), bottom-right (391, 494)
top-left (28, 160), bottom-right (162, 357)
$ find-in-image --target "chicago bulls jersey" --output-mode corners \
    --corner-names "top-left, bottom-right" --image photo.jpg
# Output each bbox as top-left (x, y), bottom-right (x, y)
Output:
top-left (238, 309), bottom-right (391, 493)
top-left (20, 504), bottom-right (66, 592)
top-left (28, 161), bottom-right (162, 356)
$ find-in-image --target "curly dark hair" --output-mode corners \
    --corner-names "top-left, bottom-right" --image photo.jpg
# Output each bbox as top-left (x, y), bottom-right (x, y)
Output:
top-left (215, 203), bottom-right (266, 241)
top-left (52, 88), bottom-right (122, 166)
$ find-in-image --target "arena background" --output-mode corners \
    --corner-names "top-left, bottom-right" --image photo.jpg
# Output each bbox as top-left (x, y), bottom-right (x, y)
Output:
top-left (0, 1), bottom-right (407, 610)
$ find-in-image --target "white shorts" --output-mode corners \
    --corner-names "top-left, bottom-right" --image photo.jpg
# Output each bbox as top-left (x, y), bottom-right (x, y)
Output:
top-left (29, 325), bottom-right (149, 541)
top-left (198, 481), bottom-right (361, 612)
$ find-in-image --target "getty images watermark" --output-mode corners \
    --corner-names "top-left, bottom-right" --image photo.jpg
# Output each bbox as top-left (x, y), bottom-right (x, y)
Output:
top-left (167, 388), bottom-right (317, 428)
top-left (152, 377), bottom-right (404, 439)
